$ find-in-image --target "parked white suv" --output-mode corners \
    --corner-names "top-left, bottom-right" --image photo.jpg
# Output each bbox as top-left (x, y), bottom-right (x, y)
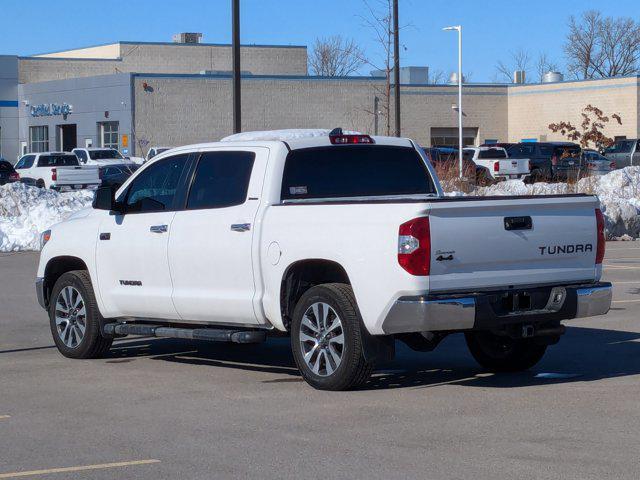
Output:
top-left (14, 152), bottom-right (100, 191)
top-left (72, 148), bottom-right (134, 166)
top-left (36, 129), bottom-right (612, 390)
top-left (464, 146), bottom-right (530, 180)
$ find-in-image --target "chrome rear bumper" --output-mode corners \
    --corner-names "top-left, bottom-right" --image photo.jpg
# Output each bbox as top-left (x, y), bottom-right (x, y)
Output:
top-left (575, 284), bottom-right (613, 318)
top-left (381, 282), bottom-right (612, 335)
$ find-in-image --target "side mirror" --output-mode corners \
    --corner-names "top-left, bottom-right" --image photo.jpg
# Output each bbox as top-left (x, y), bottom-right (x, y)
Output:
top-left (93, 185), bottom-right (121, 213)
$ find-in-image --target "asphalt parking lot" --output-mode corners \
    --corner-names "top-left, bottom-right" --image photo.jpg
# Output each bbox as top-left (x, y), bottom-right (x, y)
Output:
top-left (1, 243), bottom-right (639, 479)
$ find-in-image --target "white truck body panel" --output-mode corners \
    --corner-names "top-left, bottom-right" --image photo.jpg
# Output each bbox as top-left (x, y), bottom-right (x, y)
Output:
top-left (15, 152), bottom-right (100, 189)
top-left (37, 135), bottom-right (605, 336)
top-left (427, 196), bottom-right (599, 292)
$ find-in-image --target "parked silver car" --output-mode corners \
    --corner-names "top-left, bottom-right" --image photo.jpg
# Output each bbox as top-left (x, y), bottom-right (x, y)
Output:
top-left (583, 149), bottom-right (615, 176)
top-left (604, 139), bottom-right (639, 169)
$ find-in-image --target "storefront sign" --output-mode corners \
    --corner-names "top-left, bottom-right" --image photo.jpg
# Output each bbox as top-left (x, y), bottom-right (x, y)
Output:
top-left (30, 103), bottom-right (73, 117)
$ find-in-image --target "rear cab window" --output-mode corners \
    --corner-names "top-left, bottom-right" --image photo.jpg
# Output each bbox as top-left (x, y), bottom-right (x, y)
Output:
top-left (281, 145), bottom-right (436, 201)
top-left (553, 146), bottom-right (581, 158)
top-left (37, 155), bottom-right (79, 167)
top-left (478, 149), bottom-right (507, 159)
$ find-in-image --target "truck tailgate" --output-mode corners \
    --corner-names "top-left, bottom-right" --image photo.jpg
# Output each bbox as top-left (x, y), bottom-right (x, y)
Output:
top-left (55, 166), bottom-right (100, 186)
top-left (496, 158), bottom-right (529, 176)
top-left (428, 195), bottom-right (599, 292)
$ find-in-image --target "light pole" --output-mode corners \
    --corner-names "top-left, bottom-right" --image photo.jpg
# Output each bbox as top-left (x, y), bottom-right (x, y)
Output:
top-left (443, 25), bottom-right (463, 179)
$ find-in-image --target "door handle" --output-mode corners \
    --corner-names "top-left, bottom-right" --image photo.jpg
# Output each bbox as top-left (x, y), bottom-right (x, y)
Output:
top-left (150, 224), bottom-right (168, 233)
top-left (230, 223), bottom-right (251, 232)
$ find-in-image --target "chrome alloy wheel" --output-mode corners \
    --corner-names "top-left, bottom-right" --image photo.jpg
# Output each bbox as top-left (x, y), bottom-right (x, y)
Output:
top-left (54, 286), bottom-right (86, 348)
top-left (298, 302), bottom-right (344, 376)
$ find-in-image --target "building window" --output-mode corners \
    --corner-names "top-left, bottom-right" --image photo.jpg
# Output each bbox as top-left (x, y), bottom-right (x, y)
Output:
top-left (99, 122), bottom-right (119, 149)
top-left (29, 126), bottom-right (49, 153)
top-left (430, 127), bottom-right (478, 148)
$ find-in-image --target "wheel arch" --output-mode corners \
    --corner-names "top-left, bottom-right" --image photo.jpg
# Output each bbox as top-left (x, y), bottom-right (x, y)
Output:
top-left (43, 256), bottom-right (89, 307)
top-left (279, 259), bottom-right (351, 332)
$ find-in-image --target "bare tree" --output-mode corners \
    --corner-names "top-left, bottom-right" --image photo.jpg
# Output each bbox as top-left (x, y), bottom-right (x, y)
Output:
top-left (565, 10), bottom-right (640, 79)
top-left (548, 104), bottom-right (622, 149)
top-left (309, 36), bottom-right (366, 76)
top-left (429, 69), bottom-right (447, 84)
top-left (535, 52), bottom-right (559, 82)
top-left (495, 48), bottom-right (530, 82)
top-left (359, 0), bottom-right (398, 136)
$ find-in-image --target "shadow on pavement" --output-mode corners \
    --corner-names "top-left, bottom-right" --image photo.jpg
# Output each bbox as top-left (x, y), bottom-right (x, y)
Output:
top-left (104, 325), bottom-right (640, 390)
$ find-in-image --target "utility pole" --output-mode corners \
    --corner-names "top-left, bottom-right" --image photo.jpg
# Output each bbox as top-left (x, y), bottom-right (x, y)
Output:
top-left (393, 0), bottom-right (401, 137)
top-left (232, 0), bottom-right (241, 133)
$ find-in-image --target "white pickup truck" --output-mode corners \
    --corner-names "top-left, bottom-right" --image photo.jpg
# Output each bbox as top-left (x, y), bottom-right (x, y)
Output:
top-left (464, 146), bottom-right (530, 180)
top-left (14, 152), bottom-right (100, 191)
top-left (72, 148), bottom-right (135, 166)
top-left (36, 129), bottom-right (612, 390)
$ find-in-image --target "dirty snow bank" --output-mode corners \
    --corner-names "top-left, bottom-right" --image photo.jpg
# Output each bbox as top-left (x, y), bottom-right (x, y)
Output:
top-left (0, 183), bottom-right (93, 252)
top-left (469, 167), bottom-right (640, 239)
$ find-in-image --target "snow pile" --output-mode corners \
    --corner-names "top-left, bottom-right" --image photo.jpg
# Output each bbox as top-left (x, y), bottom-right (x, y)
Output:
top-left (0, 183), bottom-right (94, 252)
top-left (221, 129), bottom-right (360, 142)
top-left (467, 167), bottom-right (640, 239)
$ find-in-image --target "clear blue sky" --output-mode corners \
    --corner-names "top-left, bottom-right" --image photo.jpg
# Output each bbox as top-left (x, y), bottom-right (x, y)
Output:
top-left (1, 0), bottom-right (638, 82)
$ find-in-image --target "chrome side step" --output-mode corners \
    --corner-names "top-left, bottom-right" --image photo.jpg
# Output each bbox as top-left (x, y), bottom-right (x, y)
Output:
top-left (103, 323), bottom-right (267, 344)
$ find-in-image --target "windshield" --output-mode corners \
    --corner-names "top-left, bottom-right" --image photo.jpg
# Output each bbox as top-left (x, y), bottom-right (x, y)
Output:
top-left (89, 149), bottom-right (123, 160)
top-left (38, 155), bottom-right (80, 167)
top-left (281, 145), bottom-right (436, 200)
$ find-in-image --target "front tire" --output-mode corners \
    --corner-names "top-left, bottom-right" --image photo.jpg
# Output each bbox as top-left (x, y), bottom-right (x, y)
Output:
top-left (465, 331), bottom-right (547, 372)
top-left (291, 283), bottom-right (374, 390)
top-left (49, 270), bottom-right (112, 359)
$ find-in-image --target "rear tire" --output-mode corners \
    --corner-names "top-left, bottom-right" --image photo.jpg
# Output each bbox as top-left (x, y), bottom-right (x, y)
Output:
top-left (36, 179), bottom-right (45, 189)
top-left (49, 270), bottom-right (112, 359)
top-left (465, 331), bottom-right (547, 372)
top-left (291, 283), bottom-right (374, 390)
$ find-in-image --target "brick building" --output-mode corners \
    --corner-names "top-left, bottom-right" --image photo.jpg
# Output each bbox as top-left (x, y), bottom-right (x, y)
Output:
top-left (0, 37), bottom-right (638, 162)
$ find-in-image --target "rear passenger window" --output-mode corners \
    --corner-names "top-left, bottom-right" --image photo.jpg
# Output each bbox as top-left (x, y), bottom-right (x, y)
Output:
top-left (281, 145), bottom-right (435, 201)
top-left (187, 151), bottom-right (255, 209)
top-left (125, 154), bottom-right (189, 213)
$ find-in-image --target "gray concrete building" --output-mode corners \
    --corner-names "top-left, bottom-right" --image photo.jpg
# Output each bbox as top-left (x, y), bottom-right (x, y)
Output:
top-left (0, 36), bottom-right (639, 162)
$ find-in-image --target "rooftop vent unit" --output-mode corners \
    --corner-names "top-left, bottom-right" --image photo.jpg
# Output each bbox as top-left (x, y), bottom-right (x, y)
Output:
top-left (513, 70), bottom-right (526, 84)
top-left (449, 72), bottom-right (466, 85)
top-left (542, 71), bottom-right (564, 83)
top-left (172, 32), bottom-right (203, 44)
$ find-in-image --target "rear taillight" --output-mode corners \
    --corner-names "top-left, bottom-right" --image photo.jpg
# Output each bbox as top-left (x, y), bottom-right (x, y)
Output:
top-left (610, 161), bottom-right (616, 169)
top-left (551, 155), bottom-right (558, 166)
top-left (398, 217), bottom-right (430, 276)
top-left (51, 168), bottom-right (57, 181)
top-left (595, 208), bottom-right (605, 264)
top-left (9, 172), bottom-right (19, 180)
top-left (587, 162), bottom-right (596, 169)
top-left (493, 161), bottom-right (500, 172)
